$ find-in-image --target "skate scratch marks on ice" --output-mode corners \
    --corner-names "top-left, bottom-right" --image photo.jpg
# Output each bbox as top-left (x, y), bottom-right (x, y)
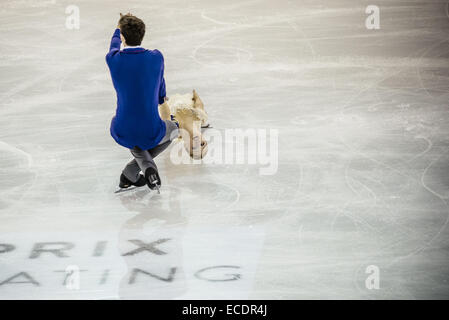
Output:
top-left (406, 135), bottom-right (433, 163)
top-left (0, 140), bottom-right (37, 210)
top-left (0, 141), bottom-right (34, 168)
top-left (384, 152), bottom-right (449, 268)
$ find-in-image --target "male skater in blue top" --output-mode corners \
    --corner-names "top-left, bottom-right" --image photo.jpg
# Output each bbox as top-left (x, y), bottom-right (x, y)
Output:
top-left (106, 13), bottom-right (178, 192)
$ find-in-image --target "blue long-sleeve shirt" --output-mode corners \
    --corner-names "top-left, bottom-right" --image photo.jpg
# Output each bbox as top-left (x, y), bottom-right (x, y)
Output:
top-left (106, 28), bottom-right (166, 150)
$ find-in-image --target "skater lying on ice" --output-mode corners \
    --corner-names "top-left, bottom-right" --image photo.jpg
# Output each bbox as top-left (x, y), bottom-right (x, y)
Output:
top-left (106, 13), bottom-right (208, 193)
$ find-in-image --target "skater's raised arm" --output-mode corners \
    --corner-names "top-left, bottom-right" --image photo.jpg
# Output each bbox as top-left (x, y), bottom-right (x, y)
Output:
top-left (106, 14), bottom-right (125, 62)
top-left (109, 28), bottom-right (121, 52)
top-left (106, 28), bottom-right (121, 61)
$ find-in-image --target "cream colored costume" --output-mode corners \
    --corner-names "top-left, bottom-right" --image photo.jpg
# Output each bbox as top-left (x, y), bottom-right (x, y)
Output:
top-left (159, 90), bottom-right (209, 159)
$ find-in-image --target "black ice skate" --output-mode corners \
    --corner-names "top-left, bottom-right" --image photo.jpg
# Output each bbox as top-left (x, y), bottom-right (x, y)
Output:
top-left (115, 173), bottom-right (146, 193)
top-left (145, 167), bottom-right (161, 194)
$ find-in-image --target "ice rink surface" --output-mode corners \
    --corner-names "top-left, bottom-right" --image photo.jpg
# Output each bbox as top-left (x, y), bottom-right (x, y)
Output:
top-left (1, 0), bottom-right (449, 299)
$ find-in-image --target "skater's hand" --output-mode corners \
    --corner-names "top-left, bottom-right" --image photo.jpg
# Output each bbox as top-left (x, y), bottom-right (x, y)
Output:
top-left (159, 100), bottom-right (171, 121)
top-left (117, 14), bottom-right (122, 28)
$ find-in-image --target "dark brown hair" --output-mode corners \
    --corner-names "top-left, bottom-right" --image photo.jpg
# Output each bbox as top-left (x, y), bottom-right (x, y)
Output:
top-left (119, 15), bottom-right (146, 46)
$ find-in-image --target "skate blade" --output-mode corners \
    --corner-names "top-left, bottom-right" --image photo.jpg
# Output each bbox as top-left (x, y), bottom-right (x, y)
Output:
top-left (114, 186), bottom-right (138, 194)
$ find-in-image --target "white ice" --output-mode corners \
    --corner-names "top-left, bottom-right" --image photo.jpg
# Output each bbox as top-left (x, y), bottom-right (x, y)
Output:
top-left (1, 0), bottom-right (449, 299)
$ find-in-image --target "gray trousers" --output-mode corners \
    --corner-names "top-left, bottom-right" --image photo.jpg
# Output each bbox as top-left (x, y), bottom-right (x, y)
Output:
top-left (122, 120), bottom-right (179, 183)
